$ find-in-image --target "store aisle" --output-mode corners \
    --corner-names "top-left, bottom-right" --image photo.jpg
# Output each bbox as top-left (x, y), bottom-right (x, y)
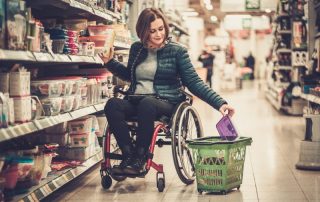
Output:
top-left (43, 81), bottom-right (319, 202)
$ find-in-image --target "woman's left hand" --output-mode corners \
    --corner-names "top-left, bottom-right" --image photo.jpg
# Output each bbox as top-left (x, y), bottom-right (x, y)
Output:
top-left (219, 104), bottom-right (235, 117)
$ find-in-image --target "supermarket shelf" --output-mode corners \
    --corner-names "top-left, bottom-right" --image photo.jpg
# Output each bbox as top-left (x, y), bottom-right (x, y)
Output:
top-left (0, 49), bottom-right (104, 65)
top-left (113, 41), bottom-right (131, 49)
top-left (276, 65), bottom-right (292, 70)
top-left (300, 93), bottom-right (320, 105)
top-left (278, 30), bottom-right (291, 34)
top-left (169, 21), bottom-right (189, 36)
top-left (10, 150), bottom-right (103, 202)
top-left (276, 48), bottom-right (292, 53)
top-left (0, 102), bottom-right (107, 143)
top-left (266, 91), bottom-right (282, 110)
top-left (28, 0), bottom-right (120, 22)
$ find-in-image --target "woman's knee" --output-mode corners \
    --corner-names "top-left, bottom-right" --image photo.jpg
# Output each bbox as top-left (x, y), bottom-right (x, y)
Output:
top-left (104, 98), bottom-right (121, 116)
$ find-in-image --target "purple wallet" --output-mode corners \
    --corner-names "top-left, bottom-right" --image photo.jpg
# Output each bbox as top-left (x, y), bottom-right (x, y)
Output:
top-left (216, 115), bottom-right (238, 141)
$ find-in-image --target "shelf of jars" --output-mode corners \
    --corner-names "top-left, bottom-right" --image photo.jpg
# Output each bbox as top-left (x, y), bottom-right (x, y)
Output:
top-left (0, 49), bottom-right (104, 65)
top-left (27, 0), bottom-right (121, 22)
top-left (9, 150), bottom-right (102, 202)
top-left (0, 101), bottom-right (108, 143)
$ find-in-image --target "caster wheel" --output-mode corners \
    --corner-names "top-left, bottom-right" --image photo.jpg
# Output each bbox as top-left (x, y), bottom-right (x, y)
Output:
top-left (101, 175), bottom-right (112, 189)
top-left (197, 189), bottom-right (203, 194)
top-left (221, 190), bottom-right (227, 195)
top-left (111, 175), bottom-right (126, 182)
top-left (157, 178), bottom-right (165, 192)
top-left (237, 186), bottom-right (241, 190)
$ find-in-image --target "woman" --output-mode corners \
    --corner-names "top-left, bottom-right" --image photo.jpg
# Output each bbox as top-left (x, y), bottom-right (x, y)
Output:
top-left (99, 8), bottom-right (234, 175)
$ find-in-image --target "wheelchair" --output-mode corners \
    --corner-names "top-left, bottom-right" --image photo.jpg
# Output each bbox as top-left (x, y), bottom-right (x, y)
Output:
top-left (99, 90), bottom-right (204, 192)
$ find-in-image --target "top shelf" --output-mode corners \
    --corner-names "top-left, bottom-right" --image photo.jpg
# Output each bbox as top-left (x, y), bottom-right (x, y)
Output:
top-left (0, 49), bottom-right (104, 65)
top-left (169, 21), bottom-right (189, 36)
top-left (28, 0), bottom-right (121, 22)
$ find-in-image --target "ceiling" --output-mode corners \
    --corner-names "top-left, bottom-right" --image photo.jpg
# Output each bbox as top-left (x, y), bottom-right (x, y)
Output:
top-left (188, 0), bottom-right (277, 36)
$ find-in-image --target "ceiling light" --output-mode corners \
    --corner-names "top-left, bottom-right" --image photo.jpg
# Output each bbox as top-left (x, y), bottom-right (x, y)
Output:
top-left (210, 16), bottom-right (218, 22)
top-left (206, 4), bottom-right (213, 10)
top-left (265, 9), bottom-right (272, 13)
top-left (182, 11), bottom-right (199, 17)
top-left (204, 0), bottom-right (211, 5)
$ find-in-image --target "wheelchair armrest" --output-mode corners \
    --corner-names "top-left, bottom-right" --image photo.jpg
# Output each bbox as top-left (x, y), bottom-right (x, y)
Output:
top-left (179, 88), bottom-right (193, 104)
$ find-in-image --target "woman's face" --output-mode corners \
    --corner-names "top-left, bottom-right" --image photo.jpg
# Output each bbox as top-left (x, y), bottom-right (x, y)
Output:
top-left (148, 18), bottom-right (166, 48)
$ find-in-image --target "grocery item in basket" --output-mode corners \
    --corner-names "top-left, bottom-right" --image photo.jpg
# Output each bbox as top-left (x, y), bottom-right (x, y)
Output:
top-left (216, 115), bottom-right (238, 141)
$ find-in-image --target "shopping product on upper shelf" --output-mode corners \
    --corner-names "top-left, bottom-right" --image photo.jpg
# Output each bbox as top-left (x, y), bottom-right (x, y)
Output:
top-left (6, 0), bottom-right (28, 50)
top-left (0, 0), bottom-right (5, 49)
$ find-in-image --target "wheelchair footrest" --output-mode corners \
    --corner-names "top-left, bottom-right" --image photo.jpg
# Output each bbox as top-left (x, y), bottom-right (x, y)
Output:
top-left (111, 171), bottom-right (148, 178)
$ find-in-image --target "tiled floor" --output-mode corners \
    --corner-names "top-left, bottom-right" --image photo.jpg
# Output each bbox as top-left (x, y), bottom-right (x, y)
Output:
top-left (43, 80), bottom-right (320, 202)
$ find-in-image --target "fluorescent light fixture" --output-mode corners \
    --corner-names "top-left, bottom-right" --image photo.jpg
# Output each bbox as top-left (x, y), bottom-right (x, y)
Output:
top-left (265, 8), bottom-right (272, 13)
top-left (206, 4), bottom-right (213, 10)
top-left (204, 0), bottom-right (211, 5)
top-left (210, 15), bottom-right (218, 22)
top-left (182, 11), bottom-right (199, 17)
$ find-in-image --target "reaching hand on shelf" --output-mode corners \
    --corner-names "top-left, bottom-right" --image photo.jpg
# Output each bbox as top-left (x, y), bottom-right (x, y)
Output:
top-left (98, 47), bottom-right (114, 64)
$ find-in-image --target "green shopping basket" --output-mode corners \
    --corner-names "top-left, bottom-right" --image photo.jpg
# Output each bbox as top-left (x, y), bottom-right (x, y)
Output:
top-left (187, 136), bottom-right (252, 194)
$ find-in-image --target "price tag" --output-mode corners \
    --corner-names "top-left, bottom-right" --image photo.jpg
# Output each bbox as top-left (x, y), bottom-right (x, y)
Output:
top-left (33, 52), bottom-right (53, 62)
top-left (55, 54), bottom-right (71, 62)
top-left (48, 181), bottom-right (56, 191)
top-left (70, 106), bottom-right (95, 119)
top-left (94, 103), bottom-right (105, 112)
top-left (69, 55), bottom-right (84, 63)
top-left (0, 49), bottom-right (5, 59)
top-left (0, 128), bottom-right (11, 142)
top-left (2, 50), bottom-right (35, 61)
top-left (65, 171), bottom-right (74, 181)
top-left (33, 189), bottom-right (45, 200)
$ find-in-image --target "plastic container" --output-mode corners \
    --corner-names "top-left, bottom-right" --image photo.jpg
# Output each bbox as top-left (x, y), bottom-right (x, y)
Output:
top-left (216, 116), bottom-right (239, 141)
top-left (61, 96), bottom-right (74, 112)
top-left (9, 71), bottom-right (30, 96)
top-left (87, 25), bottom-right (111, 36)
top-left (63, 19), bottom-right (88, 31)
top-left (40, 97), bottom-right (63, 116)
top-left (79, 42), bottom-right (95, 56)
top-left (79, 36), bottom-right (107, 47)
top-left (73, 95), bottom-right (81, 110)
top-left (68, 116), bottom-right (93, 135)
top-left (52, 39), bottom-right (66, 53)
top-left (188, 136), bottom-right (252, 194)
top-left (1, 164), bottom-right (19, 189)
top-left (31, 80), bottom-right (63, 97)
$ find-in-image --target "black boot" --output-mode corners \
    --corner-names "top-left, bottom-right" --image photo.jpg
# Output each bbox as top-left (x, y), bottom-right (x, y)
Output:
top-left (123, 147), bottom-right (147, 175)
top-left (112, 145), bottom-right (134, 174)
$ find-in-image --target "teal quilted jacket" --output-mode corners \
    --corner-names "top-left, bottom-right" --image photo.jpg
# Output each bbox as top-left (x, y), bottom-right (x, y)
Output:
top-left (105, 40), bottom-right (227, 110)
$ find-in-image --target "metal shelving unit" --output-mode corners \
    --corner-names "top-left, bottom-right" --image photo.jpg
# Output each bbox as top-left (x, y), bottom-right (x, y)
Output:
top-left (0, 49), bottom-right (104, 64)
top-left (0, 0), bottom-right (129, 200)
top-left (10, 151), bottom-right (102, 202)
top-left (0, 101), bottom-right (107, 143)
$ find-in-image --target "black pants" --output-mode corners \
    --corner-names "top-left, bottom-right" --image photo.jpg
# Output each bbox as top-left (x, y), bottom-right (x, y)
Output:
top-left (104, 96), bottom-right (175, 150)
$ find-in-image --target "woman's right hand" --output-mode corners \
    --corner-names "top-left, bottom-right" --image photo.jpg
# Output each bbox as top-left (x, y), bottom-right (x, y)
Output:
top-left (98, 47), bottom-right (114, 64)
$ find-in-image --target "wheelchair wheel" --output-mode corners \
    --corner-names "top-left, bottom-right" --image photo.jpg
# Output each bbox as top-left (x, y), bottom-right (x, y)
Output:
top-left (102, 124), bottom-right (127, 182)
top-left (171, 102), bottom-right (203, 185)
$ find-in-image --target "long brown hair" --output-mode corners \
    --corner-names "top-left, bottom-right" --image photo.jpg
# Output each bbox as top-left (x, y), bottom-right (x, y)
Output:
top-left (136, 8), bottom-right (170, 46)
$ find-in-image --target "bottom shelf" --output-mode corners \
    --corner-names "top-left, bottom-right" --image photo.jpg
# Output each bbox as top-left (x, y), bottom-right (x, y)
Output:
top-left (9, 149), bottom-right (102, 202)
